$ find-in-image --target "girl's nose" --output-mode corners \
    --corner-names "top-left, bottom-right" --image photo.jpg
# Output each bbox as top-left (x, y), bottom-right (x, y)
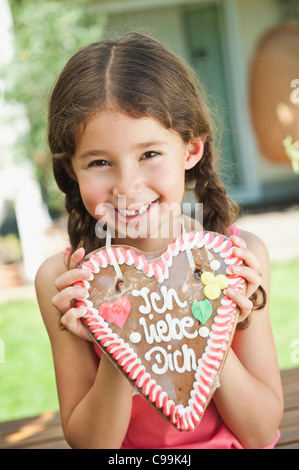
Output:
top-left (112, 167), bottom-right (144, 200)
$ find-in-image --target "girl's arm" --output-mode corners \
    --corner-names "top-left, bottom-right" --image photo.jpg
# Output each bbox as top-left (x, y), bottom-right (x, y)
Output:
top-left (35, 253), bottom-right (132, 448)
top-left (213, 231), bottom-right (284, 449)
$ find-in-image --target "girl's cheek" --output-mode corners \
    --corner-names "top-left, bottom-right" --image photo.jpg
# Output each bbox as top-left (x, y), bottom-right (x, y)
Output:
top-left (79, 184), bottom-right (108, 213)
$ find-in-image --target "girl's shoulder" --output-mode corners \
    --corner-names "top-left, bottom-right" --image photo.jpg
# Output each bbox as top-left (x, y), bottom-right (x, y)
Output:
top-left (34, 252), bottom-right (68, 331)
top-left (238, 229), bottom-right (270, 264)
top-left (35, 251), bottom-right (68, 288)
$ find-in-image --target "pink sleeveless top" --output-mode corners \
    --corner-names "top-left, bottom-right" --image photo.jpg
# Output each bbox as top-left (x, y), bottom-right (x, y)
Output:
top-left (67, 226), bottom-right (280, 448)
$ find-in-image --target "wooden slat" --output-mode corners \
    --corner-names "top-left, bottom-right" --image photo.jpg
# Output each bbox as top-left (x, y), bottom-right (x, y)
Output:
top-left (276, 367), bottom-right (299, 449)
top-left (0, 411), bottom-right (70, 450)
top-left (0, 367), bottom-right (298, 449)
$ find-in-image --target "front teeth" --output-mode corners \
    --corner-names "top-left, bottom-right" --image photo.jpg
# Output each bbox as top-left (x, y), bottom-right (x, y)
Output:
top-left (118, 202), bottom-right (151, 216)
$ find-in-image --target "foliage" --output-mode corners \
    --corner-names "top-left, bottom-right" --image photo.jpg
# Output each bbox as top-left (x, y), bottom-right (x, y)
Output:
top-left (0, 233), bottom-right (22, 264)
top-left (5, 0), bottom-right (107, 215)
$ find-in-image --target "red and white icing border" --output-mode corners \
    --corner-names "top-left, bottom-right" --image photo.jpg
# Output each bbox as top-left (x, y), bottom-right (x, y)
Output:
top-left (75, 231), bottom-right (245, 431)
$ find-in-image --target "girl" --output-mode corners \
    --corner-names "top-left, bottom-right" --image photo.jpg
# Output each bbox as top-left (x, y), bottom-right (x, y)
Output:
top-left (35, 32), bottom-right (283, 449)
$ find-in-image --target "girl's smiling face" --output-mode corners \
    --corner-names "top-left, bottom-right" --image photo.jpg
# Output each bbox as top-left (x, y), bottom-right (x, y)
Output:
top-left (71, 109), bottom-right (204, 250)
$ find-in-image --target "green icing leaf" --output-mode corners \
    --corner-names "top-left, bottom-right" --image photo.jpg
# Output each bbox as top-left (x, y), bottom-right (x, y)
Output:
top-left (192, 299), bottom-right (213, 325)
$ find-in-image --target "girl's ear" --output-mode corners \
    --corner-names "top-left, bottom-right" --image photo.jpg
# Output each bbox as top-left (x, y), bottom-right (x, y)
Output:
top-left (184, 137), bottom-right (206, 170)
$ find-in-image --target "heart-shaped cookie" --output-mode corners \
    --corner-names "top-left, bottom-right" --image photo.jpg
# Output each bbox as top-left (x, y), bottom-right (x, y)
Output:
top-left (74, 231), bottom-right (245, 432)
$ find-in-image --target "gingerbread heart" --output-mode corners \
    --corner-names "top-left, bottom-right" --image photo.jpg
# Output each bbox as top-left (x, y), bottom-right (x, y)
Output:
top-left (74, 231), bottom-right (245, 432)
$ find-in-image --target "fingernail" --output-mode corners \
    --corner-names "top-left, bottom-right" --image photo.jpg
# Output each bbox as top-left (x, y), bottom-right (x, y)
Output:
top-left (78, 306), bottom-right (87, 314)
top-left (82, 268), bottom-right (92, 277)
top-left (234, 248), bottom-right (243, 256)
top-left (232, 265), bottom-right (241, 273)
top-left (78, 287), bottom-right (87, 296)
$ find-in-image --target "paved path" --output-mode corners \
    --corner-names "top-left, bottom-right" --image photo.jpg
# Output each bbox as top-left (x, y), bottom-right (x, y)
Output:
top-left (236, 205), bottom-right (299, 262)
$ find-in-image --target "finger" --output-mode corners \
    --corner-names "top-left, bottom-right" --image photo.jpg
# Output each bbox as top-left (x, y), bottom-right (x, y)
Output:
top-left (230, 235), bottom-right (247, 250)
top-left (60, 306), bottom-right (92, 341)
top-left (226, 288), bottom-right (253, 321)
top-left (52, 285), bottom-right (88, 314)
top-left (232, 246), bottom-right (261, 273)
top-left (55, 267), bottom-right (92, 292)
top-left (60, 306), bottom-right (87, 326)
top-left (69, 247), bottom-right (86, 270)
top-left (230, 265), bottom-right (262, 298)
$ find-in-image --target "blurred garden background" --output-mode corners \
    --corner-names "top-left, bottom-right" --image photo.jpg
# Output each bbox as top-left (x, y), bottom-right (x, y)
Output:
top-left (0, 0), bottom-right (299, 424)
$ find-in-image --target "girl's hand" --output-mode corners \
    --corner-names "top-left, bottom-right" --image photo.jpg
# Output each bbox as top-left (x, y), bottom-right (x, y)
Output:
top-left (52, 247), bottom-right (92, 340)
top-left (227, 235), bottom-right (262, 323)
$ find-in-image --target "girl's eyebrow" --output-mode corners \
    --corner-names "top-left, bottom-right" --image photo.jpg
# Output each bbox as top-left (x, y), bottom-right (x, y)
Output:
top-left (78, 141), bottom-right (168, 159)
top-left (135, 140), bottom-right (168, 149)
top-left (78, 149), bottom-right (105, 159)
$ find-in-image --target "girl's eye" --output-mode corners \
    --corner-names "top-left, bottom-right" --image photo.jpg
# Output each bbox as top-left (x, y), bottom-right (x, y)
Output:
top-left (140, 151), bottom-right (160, 160)
top-left (88, 159), bottom-right (109, 168)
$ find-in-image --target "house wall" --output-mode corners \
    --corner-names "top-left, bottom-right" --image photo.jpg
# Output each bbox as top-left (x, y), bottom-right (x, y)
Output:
top-left (94, 0), bottom-right (299, 204)
top-left (238, 0), bottom-right (299, 189)
top-left (102, 5), bottom-right (188, 58)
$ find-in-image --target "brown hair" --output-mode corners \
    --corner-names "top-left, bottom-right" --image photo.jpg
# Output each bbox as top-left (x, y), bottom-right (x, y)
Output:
top-left (48, 32), bottom-right (265, 322)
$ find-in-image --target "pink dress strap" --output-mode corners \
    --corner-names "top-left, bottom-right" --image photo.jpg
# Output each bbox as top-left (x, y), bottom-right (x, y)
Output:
top-left (227, 225), bottom-right (241, 237)
top-left (63, 247), bottom-right (72, 258)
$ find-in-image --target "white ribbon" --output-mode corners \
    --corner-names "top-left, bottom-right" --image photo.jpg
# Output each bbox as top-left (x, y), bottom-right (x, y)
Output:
top-left (105, 227), bottom-right (124, 281)
top-left (180, 216), bottom-right (196, 273)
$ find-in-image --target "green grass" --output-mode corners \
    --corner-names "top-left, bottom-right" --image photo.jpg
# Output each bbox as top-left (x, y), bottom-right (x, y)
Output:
top-left (0, 299), bottom-right (59, 422)
top-left (270, 258), bottom-right (299, 370)
top-left (0, 258), bottom-right (298, 422)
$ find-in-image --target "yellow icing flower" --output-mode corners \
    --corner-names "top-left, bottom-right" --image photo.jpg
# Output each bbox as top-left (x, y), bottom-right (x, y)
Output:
top-left (201, 272), bottom-right (229, 300)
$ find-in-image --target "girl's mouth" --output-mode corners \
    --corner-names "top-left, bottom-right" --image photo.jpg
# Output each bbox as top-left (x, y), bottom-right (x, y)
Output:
top-left (115, 199), bottom-right (159, 223)
top-left (117, 202), bottom-right (152, 217)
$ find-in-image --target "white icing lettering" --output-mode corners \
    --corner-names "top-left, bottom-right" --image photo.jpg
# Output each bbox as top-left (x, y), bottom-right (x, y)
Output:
top-left (181, 317), bottom-right (198, 339)
top-left (151, 291), bottom-right (165, 313)
top-left (160, 285), bottom-right (188, 311)
top-left (145, 344), bottom-right (197, 375)
top-left (156, 318), bottom-right (169, 340)
top-left (132, 285), bottom-right (187, 315)
top-left (139, 317), bottom-right (161, 344)
top-left (145, 347), bottom-right (168, 374)
top-left (139, 314), bottom-right (198, 345)
top-left (132, 287), bottom-right (152, 314)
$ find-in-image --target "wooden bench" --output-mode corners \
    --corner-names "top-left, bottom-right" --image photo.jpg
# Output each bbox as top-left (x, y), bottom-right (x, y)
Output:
top-left (0, 367), bottom-right (298, 449)
top-left (276, 367), bottom-right (299, 449)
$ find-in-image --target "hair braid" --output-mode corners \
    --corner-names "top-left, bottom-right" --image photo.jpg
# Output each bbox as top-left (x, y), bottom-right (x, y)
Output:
top-left (188, 138), bottom-right (239, 235)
